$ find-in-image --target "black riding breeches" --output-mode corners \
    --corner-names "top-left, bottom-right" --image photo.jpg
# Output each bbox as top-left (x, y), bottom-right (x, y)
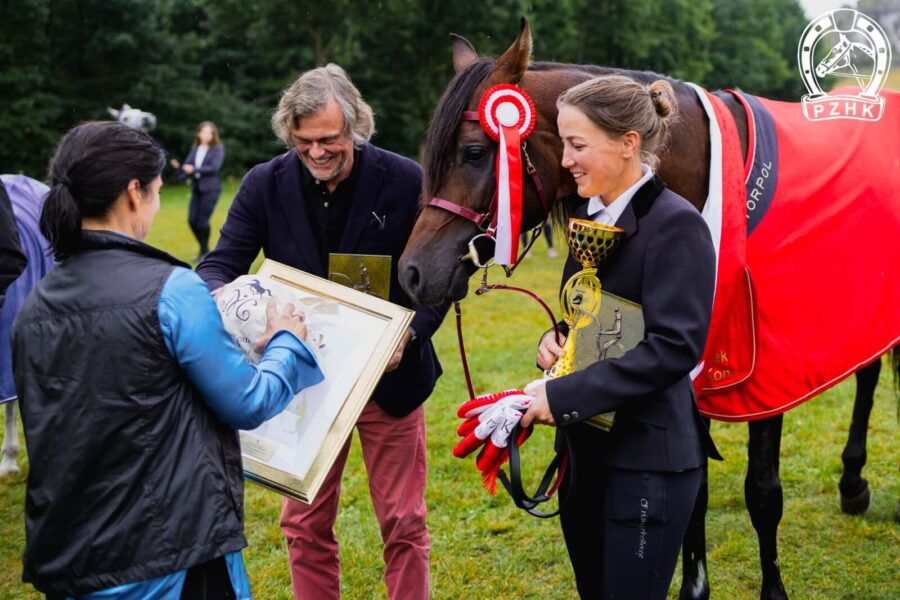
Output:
top-left (188, 187), bottom-right (221, 253)
top-left (559, 462), bottom-right (702, 599)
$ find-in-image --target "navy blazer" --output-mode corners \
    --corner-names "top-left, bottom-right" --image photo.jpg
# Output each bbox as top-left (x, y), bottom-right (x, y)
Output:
top-left (547, 175), bottom-right (720, 471)
top-left (196, 144), bottom-right (446, 417)
top-left (177, 144), bottom-right (224, 194)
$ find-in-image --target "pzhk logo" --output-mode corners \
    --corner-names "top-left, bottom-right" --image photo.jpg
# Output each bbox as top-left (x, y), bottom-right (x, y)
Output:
top-left (798, 9), bottom-right (891, 122)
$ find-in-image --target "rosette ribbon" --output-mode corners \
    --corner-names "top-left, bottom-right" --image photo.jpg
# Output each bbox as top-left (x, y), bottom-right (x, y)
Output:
top-left (477, 84), bottom-right (537, 265)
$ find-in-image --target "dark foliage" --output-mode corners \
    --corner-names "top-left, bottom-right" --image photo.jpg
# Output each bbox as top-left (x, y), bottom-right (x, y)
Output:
top-left (0, 0), bottom-right (810, 179)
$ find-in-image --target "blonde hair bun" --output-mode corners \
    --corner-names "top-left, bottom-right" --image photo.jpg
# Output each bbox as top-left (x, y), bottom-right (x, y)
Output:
top-left (648, 80), bottom-right (676, 119)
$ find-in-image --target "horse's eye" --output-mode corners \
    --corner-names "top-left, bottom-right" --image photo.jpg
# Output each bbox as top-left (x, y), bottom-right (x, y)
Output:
top-left (463, 146), bottom-right (487, 163)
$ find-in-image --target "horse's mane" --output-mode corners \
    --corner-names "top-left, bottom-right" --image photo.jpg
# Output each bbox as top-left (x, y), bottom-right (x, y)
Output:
top-left (422, 59), bottom-right (494, 204)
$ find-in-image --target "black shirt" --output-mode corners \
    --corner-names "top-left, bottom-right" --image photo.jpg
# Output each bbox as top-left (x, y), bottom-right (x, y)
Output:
top-left (300, 150), bottom-right (360, 261)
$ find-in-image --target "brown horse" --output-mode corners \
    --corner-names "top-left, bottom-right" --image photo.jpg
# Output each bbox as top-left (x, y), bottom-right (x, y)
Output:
top-left (398, 20), bottom-right (898, 600)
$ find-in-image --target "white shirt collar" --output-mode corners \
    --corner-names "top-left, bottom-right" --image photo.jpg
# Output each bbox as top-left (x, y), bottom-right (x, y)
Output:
top-left (587, 163), bottom-right (654, 226)
top-left (195, 144), bottom-right (209, 168)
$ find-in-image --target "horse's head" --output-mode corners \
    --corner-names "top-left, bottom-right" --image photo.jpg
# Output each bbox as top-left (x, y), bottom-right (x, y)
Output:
top-left (399, 19), bottom-right (581, 306)
top-left (815, 34), bottom-right (853, 79)
top-left (107, 103), bottom-right (157, 132)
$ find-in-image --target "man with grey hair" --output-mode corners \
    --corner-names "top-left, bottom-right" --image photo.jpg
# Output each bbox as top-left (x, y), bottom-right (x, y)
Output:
top-left (197, 64), bottom-right (445, 600)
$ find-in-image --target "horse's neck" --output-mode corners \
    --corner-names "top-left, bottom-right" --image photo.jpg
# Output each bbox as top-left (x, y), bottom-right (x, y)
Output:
top-left (669, 89), bottom-right (749, 213)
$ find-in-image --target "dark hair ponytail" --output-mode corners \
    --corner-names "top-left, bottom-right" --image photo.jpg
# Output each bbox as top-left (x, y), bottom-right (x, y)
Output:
top-left (41, 121), bottom-right (164, 260)
top-left (41, 181), bottom-right (83, 261)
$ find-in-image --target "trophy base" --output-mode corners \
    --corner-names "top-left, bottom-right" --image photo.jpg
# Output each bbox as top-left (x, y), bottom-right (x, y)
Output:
top-left (546, 290), bottom-right (644, 434)
top-left (586, 411), bottom-right (615, 432)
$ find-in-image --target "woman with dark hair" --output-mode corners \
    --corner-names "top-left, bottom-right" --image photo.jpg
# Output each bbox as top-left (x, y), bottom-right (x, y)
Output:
top-left (521, 76), bottom-right (720, 599)
top-left (12, 121), bottom-right (323, 599)
top-left (170, 121), bottom-right (224, 261)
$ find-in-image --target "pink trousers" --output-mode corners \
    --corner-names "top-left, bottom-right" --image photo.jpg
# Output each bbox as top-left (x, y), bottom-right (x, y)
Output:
top-left (280, 401), bottom-right (429, 599)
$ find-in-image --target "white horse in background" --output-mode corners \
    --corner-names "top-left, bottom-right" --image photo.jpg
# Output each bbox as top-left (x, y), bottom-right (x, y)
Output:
top-left (107, 104), bottom-right (157, 132)
top-left (1, 175), bottom-right (54, 476)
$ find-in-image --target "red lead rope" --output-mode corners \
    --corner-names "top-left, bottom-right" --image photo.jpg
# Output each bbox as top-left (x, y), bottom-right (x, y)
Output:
top-left (452, 276), bottom-right (569, 513)
top-left (454, 301), bottom-right (476, 400)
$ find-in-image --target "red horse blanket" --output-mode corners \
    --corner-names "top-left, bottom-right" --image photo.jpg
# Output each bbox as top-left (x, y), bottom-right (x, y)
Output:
top-left (692, 86), bottom-right (900, 421)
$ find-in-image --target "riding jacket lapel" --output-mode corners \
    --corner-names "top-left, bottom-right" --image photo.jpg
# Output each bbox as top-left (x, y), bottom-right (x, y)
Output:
top-left (614, 204), bottom-right (638, 241)
top-left (338, 144), bottom-right (385, 252)
top-left (613, 174), bottom-right (665, 241)
top-left (274, 153), bottom-right (325, 273)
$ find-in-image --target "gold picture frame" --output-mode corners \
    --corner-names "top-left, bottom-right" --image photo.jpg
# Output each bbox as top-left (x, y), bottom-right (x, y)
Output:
top-left (239, 259), bottom-right (412, 504)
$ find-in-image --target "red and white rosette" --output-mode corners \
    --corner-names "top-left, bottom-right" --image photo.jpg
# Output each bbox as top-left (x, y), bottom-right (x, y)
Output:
top-left (478, 84), bottom-right (537, 265)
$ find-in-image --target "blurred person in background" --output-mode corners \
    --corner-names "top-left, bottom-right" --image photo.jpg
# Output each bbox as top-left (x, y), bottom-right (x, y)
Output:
top-left (170, 121), bottom-right (224, 262)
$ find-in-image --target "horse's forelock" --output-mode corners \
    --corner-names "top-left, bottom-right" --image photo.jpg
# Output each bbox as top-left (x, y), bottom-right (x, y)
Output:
top-left (422, 59), bottom-right (494, 204)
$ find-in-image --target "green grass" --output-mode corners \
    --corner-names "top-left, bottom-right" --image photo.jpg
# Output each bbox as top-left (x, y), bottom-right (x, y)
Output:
top-left (1, 186), bottom-right (898, 599)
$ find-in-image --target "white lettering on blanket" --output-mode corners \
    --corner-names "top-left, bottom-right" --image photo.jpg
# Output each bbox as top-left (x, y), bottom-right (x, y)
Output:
top-left (747, 160), bottom-right (773, 220)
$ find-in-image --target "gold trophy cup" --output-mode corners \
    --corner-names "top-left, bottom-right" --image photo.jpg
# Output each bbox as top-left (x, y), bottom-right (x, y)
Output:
top-left (546, 218), bottom-right (625, 430)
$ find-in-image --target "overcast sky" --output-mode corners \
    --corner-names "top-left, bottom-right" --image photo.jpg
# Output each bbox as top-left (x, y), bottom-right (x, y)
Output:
top-left (799, 0), bottom-right (858, 18)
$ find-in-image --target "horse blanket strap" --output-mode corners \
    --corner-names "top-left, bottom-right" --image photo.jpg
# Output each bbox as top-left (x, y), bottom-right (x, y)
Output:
top-left (691, 83), bottom-right (900, 421)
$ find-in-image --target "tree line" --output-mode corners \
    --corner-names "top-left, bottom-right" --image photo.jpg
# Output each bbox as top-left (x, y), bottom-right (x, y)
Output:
top-left (1, 0), bottom-right (809, 178)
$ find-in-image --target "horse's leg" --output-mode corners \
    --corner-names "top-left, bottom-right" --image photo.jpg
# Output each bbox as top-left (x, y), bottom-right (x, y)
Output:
top-left (746, 415), bottom-right (787, 600)
top-left (0, 400), bottom-right (21, 476)
top-left (679, 456), bottom-right (710, 600)
top-left (839, 357), bottom-right (880, 514)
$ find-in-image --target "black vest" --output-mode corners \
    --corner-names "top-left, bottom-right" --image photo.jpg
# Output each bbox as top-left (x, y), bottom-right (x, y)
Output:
top-left (12, 231), bottom-right (246, 595)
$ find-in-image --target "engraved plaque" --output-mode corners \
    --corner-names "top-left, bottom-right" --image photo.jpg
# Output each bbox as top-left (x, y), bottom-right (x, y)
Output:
top-left (328, 254), bottom-right (392, 301)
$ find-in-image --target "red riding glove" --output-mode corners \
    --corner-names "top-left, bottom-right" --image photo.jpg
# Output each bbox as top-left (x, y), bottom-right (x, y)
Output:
top-left (452, 389), bottom-right (534, 494)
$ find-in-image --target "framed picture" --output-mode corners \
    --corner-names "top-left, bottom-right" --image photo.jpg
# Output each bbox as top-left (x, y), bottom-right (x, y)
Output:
top-left (216, 259), bottom-right (413, 504)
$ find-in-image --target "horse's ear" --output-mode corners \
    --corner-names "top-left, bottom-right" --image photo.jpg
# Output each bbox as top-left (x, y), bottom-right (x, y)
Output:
top-left (489, 17), bottom-right (532, 85)
top-left (451, 34), bottom-right (478, 74)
